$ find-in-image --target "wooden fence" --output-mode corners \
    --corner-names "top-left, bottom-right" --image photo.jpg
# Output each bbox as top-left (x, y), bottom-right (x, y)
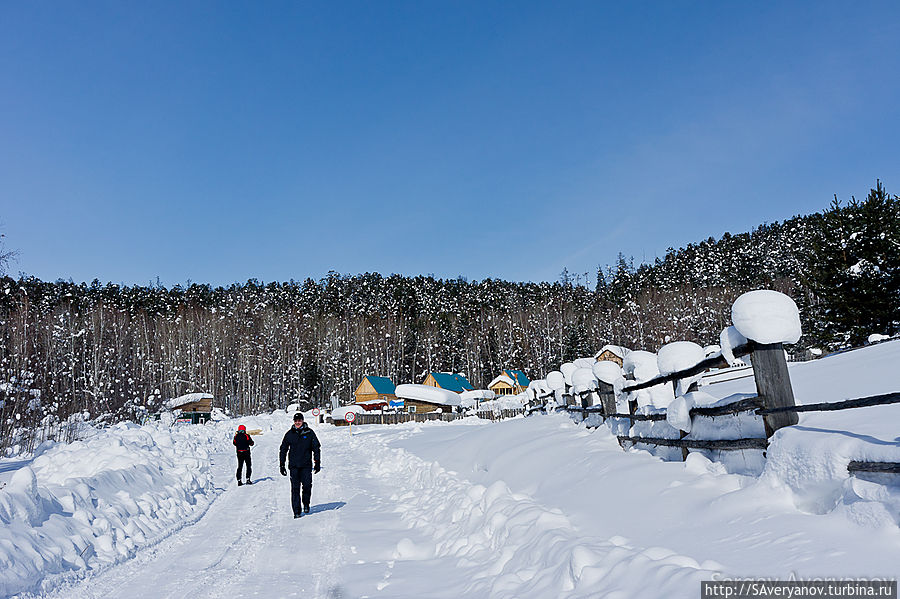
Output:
top-left (341, 408), bottom-right (525, 426)
top-left (530, 341), bottom-right (900, 477)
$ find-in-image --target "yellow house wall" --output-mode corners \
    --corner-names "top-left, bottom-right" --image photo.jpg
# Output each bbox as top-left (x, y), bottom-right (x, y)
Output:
top-left (489, 381), bottom-right (514, 393)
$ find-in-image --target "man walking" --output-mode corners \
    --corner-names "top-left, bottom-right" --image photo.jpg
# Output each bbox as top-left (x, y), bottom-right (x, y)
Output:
top-left (279, 412), bottom-right (321, 518)
top-left (233, 424), bottom-right (254, 486)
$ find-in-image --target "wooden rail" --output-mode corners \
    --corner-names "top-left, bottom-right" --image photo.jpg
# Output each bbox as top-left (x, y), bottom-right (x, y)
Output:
top-left (621, 343), bottom-right (752, 393)
top-left (848, 461), bottom-right (900, 474)
top-left (582, 396), bottom-right (765, 422)
top-left (617, 436), bottom-right (768, 450)
top-left (758, 392), bottom-right (900, 414)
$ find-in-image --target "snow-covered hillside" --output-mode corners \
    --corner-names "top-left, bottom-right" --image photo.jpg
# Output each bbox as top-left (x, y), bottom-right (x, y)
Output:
top-left (1, 342), bottom-right (898, 598)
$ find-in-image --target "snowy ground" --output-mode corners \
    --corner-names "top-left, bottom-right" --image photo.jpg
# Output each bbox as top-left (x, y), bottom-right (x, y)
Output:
top-left (2, 342), bottom-right (899, 598)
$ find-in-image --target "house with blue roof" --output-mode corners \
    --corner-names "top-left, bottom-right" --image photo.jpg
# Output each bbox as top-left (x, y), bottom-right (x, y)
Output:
top-left (422, 372), bottom-right (474, 393)
top-left (354, 375), bottom-right (398, 406)
top-left (488, 369), bottom-right (531, 396)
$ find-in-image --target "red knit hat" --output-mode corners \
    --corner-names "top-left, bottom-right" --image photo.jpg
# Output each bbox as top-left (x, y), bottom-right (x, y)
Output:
top-left (238, 425), bottom-right (246, 431)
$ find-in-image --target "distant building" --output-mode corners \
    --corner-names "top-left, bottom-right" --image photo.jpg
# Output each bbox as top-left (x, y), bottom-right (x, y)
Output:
top-left (421, 372), bottom-right (474, 393)
top-left (395, 383), bottom-right (460, 414)
top-left (354, 376), bottom-right (397, 407)
top-left (594, 345), bottom-right (629, 367)
top-left (488, 369), bottom-right (530, 396)
top-left (166, 393), bottom-right (213, 424)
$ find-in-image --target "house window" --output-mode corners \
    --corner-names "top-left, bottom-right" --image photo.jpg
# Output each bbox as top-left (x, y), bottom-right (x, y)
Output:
top-left (408, 406), bottom-right (416, 413)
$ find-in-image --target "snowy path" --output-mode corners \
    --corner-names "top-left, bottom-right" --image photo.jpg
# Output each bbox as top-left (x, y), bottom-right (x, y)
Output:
top-left (42, 426), bottom-right (363, 599)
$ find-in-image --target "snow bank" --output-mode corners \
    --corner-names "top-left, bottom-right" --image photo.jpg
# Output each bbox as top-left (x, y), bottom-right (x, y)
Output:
top-left (459, 389), bottom-right (494, 401)
top-left (459, 390), bottom-right (495, 409)
top-left (0, 421), bottom-right (220, 596)
top-left (395, 384), bottom-right (460, 407)
top-left (763, 414), bottom-right (900, 520)
top-left (731, 290), bottom-right (802, 345)
top-left (332, 405), bottom-right (365, 421)
top-left (479, 394), bottom-right (527, 411)
top-left (366, 418), bottom-right (724, 598)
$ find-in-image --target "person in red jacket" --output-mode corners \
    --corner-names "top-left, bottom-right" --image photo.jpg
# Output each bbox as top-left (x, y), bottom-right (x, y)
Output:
top-left (233, 424), bottom-right (255, 486)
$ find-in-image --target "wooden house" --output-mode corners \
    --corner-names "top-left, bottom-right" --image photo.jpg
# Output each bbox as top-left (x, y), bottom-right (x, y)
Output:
top-left (395, 383), bottom-right (460, 414)
top-left (421, 372), bottom-right (474, 393)
top-left (488, 369), bottom-right (530, 396)
top-left (594, 345), bottom-right (629, 367)
top-left (166, 393), bottom-right (213, 424)
top-left (354, 376), bottom-right (397, 405)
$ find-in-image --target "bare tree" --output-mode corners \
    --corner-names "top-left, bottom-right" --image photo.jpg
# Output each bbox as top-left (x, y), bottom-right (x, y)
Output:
top-left (0, 229), bottom-right (17, 276)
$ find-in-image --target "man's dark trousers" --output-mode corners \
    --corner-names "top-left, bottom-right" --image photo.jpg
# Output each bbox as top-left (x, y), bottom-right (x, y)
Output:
top-left (289, 466), bottom-right (312, 514)
top-left (237, 451), bottom-right (252, 481)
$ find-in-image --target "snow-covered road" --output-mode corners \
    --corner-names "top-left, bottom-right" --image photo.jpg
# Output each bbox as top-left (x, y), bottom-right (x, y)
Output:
top-left (7, 343), bottom-right (900, 599)
top-left (41, 413), bottom-right (899, 599)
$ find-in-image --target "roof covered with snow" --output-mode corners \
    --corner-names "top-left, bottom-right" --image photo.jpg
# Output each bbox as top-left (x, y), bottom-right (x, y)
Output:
top-left (488, 374), bottom-right (515, 388)
top-left (165, 393), bottom-right (213, 410)
top-left (595, 345), bottom-right (630, 359)
top-left (396, 383), bottom-right (461, 406)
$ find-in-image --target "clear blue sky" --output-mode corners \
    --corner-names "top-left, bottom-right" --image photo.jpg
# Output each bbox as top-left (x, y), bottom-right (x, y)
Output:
top-left (2, 1), bottom-right (899, 287)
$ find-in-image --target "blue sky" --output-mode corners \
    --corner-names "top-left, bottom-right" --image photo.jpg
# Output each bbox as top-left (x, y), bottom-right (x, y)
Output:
top-left (2, 1), bottom-right (899, 287)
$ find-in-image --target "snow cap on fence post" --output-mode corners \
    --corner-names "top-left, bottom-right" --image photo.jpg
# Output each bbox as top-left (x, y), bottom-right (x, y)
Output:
top-left (592, 360), bottom-right (622, 385)
top-left (571, 368), bottom-right (598, 390)
top-left (657, 342), bottom-right (705, 377)
top-left (623, 350), bottom-right (659, 382)
top-left (731, 290), bottom-right (802, 345)
top-left (546, 371), bottom-right (566, 391)
top-left (657, 341), bottom-right (705, 397)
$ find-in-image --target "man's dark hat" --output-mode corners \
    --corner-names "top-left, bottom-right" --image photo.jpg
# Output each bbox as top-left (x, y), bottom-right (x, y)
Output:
top-left (293, 412), bottom-right (304, 421)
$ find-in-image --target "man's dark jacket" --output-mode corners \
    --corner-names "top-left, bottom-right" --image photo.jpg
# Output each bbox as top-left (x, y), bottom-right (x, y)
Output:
top-left (279, 423), bottom-right (321, 470)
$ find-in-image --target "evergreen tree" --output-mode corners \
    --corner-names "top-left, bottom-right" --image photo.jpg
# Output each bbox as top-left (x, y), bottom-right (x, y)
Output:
top-left (803, 181), bottom-right (900, 347)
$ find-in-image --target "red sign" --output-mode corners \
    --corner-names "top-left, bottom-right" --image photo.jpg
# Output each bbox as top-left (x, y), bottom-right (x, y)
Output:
top-left (312, 408), bottom-right (321, 416)
top-left (345, 411), bottom-right (356, 422)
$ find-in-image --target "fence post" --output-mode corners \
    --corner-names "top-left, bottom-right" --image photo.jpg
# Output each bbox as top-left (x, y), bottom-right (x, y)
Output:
top-left (751, 342), bottom-right (799, 437)
top-left (597, 382), bottom-right (616, 419)
top-left (580, 391), bottom-right (592, 423)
